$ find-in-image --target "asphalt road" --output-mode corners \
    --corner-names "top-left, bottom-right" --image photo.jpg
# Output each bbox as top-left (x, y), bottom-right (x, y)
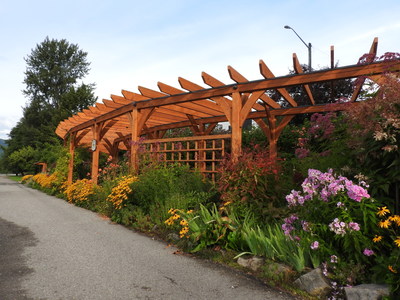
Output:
top-left (0, 175), bottom-right (295, 300)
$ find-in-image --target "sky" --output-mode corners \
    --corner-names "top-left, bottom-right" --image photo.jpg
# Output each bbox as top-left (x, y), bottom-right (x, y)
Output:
top-left (0, 0), bottom-right (399, 140)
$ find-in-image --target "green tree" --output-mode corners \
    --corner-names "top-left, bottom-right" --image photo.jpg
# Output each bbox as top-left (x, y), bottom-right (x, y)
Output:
top-left (3, 37), bottom-right (97, 170)
top-left (7, 146), bottom-right (38, 175)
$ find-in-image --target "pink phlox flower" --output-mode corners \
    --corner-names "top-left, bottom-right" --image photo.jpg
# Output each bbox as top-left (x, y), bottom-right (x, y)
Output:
top-left (330, 255), bottom-right (338, 263)
top-left (320, 187), bottom-right (330, 202)
top-left (282, 214), bottom-right (299, 236)
top-left (310, 241), bottom-right (319, 250)
top-left (348, 222), bottom-right (360, 231)
top-left (328, 182), bottom-right (345, 195)
top-left (286, 190), bottom-right (305, 206)
top-left (301, 220), bottom-right (310, 231)
top-left (345, 181), bottom-right (370, 202)
top-left (308, 169), bottom-right (322, 179)
top-left (329, 218), bottom-right (347, 235)
top-left (322, 262), bottom-right (328, 276)
top-left (363, 248), bottom-right (374, 256)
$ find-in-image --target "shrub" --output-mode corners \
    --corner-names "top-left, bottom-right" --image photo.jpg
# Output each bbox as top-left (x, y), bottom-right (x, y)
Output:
top-left (130, 163), bottom-right (209, 214)
top-left (283, 168), bottom-right (380, 265)
top-left (217, 145), bottom-right (291, 221)
top-left (344, 74), bottom-right (400, 205)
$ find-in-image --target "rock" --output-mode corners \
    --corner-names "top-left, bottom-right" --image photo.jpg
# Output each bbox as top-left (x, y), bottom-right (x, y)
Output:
top-left (237, 256), bottom-right (264, 272)
top-left (237, 257), bottom-right (251, 268)
top-left (264, 262), bottom-right (293, 281)
top-left (294, 268), bottom-right (330, 297)
top-left (166, 233), bottom-right (180, 243)
top-left (344, 283), bottom-right (390, 300)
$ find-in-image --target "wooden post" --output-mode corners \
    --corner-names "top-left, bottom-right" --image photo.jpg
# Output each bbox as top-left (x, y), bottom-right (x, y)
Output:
top-left (129, 108), bottom-right (140, 173)
top-left (91, 123), bottom-right (102, 185)
top-left (67, 133), bottom-right (76, 184)
top-left (267, 115), bottom-right (278, 162)
top-left (231, 92), bottom-right (243, 161)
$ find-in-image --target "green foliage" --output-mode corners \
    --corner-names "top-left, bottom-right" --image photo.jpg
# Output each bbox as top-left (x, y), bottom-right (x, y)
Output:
top-left (170, 204), bottom-right (255, 253)
top-left (240, 224), bottom-right (321, 272)
top-left (130, 164), bottom-right (209, 214)
top-left (7, 146), bottom-right (38, 175)
top-left (242, 125), bottom-right (268, 148)
top-left (4, 37), bottom-right (96, 173)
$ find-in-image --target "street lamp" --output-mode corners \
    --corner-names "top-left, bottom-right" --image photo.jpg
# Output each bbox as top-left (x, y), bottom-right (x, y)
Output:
top-left (284, 25), bottom-right (312, 71)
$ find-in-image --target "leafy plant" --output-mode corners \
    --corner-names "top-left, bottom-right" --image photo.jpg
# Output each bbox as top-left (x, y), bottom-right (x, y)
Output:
top-left (239, 223), bottom-right (321, 272)
top-left (165, 204), bottom-right (254, 253)
top-left (217, 145), bottom-right (291, 221)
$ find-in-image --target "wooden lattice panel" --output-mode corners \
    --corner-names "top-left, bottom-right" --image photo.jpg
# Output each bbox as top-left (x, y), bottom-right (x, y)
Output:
top-left (140, 134), bottom-right (230, 181)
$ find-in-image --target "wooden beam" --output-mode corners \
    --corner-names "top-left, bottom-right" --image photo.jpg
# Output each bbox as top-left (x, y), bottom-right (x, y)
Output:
top-left (350, 37), bottom-right (378, 101)
top-left (178, 76), bottom-right (232, 123)
top-left (240, 90), bottom-right (266, 125)
top-left (228, 65), bottom-right (281, 109)
top-left (205, 122), bottom-right (218, 135)
top-left (293, 53), bottom-right (315, 105)
top-left (259, 60), bottom-right (296, 107)
top-left (254, 119), bottom-right (271, 141)
top-left (186, 114), bottom-right (201, 135)
top-left (61, 60), bottom-right (400, 135)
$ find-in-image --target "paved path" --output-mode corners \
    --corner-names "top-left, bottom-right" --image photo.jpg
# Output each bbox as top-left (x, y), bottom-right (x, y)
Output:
top-left (0, 175), bottom-right (295, 300)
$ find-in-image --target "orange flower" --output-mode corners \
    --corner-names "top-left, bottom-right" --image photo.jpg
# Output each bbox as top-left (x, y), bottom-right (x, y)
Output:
top-left (379, 219), bottom-right (391, 229)
top-left (377, 206), bottom-right (390, 217)
top-left (373, 235), bottom-right (383, 243)
top-left (388, 265), bottom-right (398, 273)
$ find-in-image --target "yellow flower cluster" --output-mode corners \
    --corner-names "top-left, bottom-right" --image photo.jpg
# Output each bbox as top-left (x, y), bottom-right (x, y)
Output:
top-left (21, 174), bottom-right (33, 183)
top-left (32, 173), bottom-right (58, 188)
top-left (106, 175), bottom-right (138, 209)
top-left (165, 208), bottom-right (192, 238)
top-left (377, 207), bottom-right (400, 230)
top-left (65, 179), bottom-right (94, 203)
top-left (375, 206), bottom-right (400, 276)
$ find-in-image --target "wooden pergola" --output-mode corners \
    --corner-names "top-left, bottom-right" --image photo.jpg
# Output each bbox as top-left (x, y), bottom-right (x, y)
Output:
top-left (56, 38), bottom-right (400, 184)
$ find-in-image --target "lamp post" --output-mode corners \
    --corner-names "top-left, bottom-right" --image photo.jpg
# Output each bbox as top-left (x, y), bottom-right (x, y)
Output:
top-left (284, 25), bottom-right (312, 71)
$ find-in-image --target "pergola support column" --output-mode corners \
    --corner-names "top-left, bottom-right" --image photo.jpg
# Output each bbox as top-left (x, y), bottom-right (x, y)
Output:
top-left (231, 92), bottom-right (243, 161)
top-left (91, 122), bottom-right (103, 184)
top-left (129, 108), bottom-right (140, 172)
top-left (67, 132), bottom-right (76, 184)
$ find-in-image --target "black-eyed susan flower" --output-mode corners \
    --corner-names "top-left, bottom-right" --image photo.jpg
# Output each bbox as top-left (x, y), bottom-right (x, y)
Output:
top-left (377, 206), bottom-right (390, 217)
top-left (389, 215), bottom-right (400, 226)
top-left (379, 219), bottom-right (391, 229)
top-left (373, 235), bottom-right (383, 243)
top-left (395, 237), bottom-right (400, 247)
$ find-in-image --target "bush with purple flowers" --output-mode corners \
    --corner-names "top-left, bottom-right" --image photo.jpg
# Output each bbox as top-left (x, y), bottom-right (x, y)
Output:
top-left (283, 168), bottom-right (381, 264)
